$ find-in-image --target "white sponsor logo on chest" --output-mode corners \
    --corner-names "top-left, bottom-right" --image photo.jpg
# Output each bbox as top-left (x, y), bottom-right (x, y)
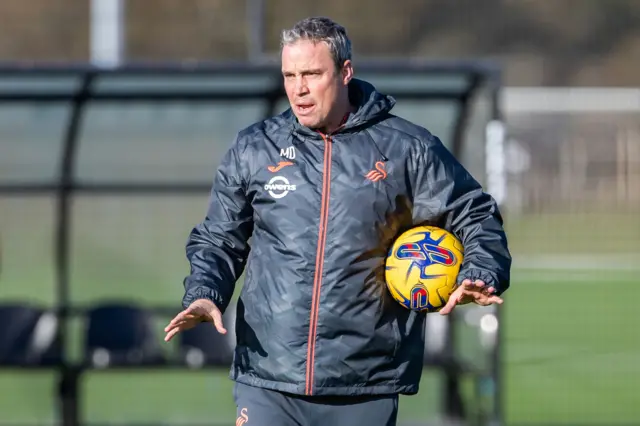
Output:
top-left (265, 176), bottom-right (297, 199)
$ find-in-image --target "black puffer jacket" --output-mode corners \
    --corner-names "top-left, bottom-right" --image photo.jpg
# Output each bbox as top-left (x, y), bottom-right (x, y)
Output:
top-left (182, 78), bottom-right (511, 397)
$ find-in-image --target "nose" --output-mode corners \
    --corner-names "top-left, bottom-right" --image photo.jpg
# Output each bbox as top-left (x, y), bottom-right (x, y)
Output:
top-left (294, 76), bottom-right (309, 96)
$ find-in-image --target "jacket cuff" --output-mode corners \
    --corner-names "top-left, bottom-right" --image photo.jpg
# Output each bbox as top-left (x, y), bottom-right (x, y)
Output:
top-left (456, 268), bottom-right (507, 295)
top-left (182, 285), bottom-right (228, 313)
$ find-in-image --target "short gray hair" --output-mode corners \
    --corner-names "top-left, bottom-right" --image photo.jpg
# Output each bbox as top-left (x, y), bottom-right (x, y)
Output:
top-left (280, 17), bottom-right (352, 69)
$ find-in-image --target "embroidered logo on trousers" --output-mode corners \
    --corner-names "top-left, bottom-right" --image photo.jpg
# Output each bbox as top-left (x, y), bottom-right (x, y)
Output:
top-left (236, 408), bottom-right (249, 426)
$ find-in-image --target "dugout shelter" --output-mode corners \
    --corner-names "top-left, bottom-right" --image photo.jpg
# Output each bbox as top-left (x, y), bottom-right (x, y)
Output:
top-left (0, 61), bottom-right (505, 426)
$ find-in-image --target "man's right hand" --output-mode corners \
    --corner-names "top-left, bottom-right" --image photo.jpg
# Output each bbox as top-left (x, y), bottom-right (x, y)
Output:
top-left (163, 299), bottom-right (227, 342)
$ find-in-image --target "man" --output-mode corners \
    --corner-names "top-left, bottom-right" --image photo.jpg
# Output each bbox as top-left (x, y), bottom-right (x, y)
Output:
top-left (164, 16), bottom-right (511, 426)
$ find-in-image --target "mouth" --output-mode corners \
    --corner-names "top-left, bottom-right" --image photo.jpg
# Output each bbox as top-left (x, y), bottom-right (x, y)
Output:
top-left (295, 103), bottom-right (315, 114)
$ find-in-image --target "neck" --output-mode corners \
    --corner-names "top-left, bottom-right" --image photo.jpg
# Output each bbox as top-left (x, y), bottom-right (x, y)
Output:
top-left (320, 96), bottom-right (354, 134)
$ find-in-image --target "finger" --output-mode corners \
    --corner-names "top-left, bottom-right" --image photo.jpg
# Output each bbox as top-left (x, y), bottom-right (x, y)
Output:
top-left (164, 311), bottom-right (196, 331)
top-left (165, 308), bottom-right (193, 329)
top-left (164, 319), bottom-right (193, 331)
top-left (489, 295), bottom-right (504, 305)
top-left (461, 280), bottom-right (482, 291)
top-left (210, 309), bottom-right (227, 334)
top-left (486, 286), bottom-right (496, 294)
top-left (164, 326), bottom-right (182, 342)
top-left (164, 316), bottom-right (183, 332)
top-left (164, 319), bottom-right (189, 335)
top-left (472, 280), bottom-right (486, 288)
top-left (439, 291), bottom-right (461, 315)
top-left (474, 294), bottom-right (504, 306)
top-left (479, 293), bottom-right (503, 303)
top-left (439, 300), bottom-right (456, 315)
top-left (456, 291), bottom-right (475, 306)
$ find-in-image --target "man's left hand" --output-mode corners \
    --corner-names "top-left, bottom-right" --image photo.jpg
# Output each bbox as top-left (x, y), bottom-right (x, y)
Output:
top-left (439, 279), bottom-right (503, 315)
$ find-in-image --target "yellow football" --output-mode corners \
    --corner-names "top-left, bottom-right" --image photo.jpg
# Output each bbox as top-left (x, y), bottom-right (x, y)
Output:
top-left (385, 226), bottom-right (464, 313)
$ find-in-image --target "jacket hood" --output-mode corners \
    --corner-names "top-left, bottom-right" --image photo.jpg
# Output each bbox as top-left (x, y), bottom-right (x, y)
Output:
top-left (287, 78), bottom-right (396, 138)
top-left (346, 78), bottom-right (396, 129)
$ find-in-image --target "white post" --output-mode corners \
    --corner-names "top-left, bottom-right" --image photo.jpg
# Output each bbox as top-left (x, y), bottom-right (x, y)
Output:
top-left (485, 120), bottom-right (507, 206)
top-left (90, 0), bottom-right (125, 67)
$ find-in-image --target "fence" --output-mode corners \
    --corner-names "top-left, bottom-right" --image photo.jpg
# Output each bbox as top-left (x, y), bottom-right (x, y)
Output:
top-left (502, 87), bottom-right (640, 266)
top-left (493, 88), bottom-right (639, 426)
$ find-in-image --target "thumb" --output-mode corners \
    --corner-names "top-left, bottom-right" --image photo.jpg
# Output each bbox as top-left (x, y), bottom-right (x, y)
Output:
top-left (439, 288), bottom-right (462, 315)
top-left (439, 296), bottom-right (458, 315)
top-left (210, 308), bottom-right (227, 335)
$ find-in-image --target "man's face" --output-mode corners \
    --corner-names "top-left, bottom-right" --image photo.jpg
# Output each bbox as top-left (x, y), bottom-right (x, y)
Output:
top-left (281, 39), bottom-right (352, 130)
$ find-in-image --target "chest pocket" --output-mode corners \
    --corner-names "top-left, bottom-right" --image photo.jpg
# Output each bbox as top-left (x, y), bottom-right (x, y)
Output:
top-left (330, 156), bottom-right (406, 227)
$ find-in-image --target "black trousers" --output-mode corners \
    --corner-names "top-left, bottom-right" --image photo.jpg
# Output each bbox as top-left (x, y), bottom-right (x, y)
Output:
top-left (233, 382), bottom-right (399, 426)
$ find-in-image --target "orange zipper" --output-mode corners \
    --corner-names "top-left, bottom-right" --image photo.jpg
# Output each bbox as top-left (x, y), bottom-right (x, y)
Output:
top-left (305, 133), bottom-right (332, 395)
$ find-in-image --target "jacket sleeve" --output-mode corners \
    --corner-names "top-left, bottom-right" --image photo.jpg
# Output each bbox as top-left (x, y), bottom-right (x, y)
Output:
top-left (412, 134), bottom-right (512, 295)
top-left (181, 137), bottom-right (254, 313)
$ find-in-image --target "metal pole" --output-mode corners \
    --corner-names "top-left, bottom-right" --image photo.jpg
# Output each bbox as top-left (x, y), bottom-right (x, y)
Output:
top-left (489, 74), bottom-right (505, 426)
top-left (56, 73), bottom-right (94, 426)
top-left (90, 0), bottom-right (125, 67)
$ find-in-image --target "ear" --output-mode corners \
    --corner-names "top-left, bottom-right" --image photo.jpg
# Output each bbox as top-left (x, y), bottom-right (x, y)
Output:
top-left (341, 60), bottom-right (354, 85)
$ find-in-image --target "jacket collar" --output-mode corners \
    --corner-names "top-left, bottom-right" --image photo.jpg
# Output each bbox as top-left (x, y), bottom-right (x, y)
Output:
top-left (285, 78), bottom-right (396, 140)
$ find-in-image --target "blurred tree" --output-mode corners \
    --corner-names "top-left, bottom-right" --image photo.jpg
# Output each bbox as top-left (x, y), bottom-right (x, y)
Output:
top-left (0, 0), bottom-right (88, 62)
top-left (126, 0), bottom-right (247, 61)
top-left (0, 0), bottom-right (638, 86)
